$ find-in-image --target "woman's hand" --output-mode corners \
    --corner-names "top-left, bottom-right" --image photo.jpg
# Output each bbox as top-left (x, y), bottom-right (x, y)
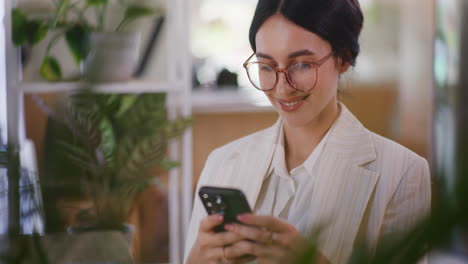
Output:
top-left (186, 214), bottom-right (256, 264)
top-left (223, 214), bottom-right (330, 264)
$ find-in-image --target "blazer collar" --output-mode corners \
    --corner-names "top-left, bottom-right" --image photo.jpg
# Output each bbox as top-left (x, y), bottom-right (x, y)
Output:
top-left (232, 102), bottom-right (377, 207)
top-left (325, 103), bottom-right (377, 166)
top-left (265, 102), bottom-right (378, 168)
top-left (226, 118), bottom-right (282, 207)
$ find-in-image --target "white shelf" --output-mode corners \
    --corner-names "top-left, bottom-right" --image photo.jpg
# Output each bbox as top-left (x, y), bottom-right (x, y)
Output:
top-left (192, 89), bottom-right (274, 113)
top-left (19, 81), bottom-right (184, 94)
top-left (4, 0), bottom-right (192, 261)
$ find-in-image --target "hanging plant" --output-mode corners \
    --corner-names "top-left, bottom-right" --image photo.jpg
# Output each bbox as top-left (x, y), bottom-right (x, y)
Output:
top-left (12, 1), bottom-right (163, 81)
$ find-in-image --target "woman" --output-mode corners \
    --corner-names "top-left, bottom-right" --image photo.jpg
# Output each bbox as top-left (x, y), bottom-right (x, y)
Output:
top-left (185, 0), bottom-right (431, 263)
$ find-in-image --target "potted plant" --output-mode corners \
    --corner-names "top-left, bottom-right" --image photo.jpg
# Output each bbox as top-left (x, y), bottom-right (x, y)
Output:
top-left (12, 0), bottom-right (164, 81)
top-left (40, 90), bottom-right (191, 240)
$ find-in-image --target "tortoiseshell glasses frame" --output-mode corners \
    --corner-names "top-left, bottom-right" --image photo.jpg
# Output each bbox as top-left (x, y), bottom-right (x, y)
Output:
top-left (242, 51), bottom-right (334, 92)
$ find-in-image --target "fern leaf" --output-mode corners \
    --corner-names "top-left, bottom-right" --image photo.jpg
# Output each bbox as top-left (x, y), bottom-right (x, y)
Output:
top-left (118, 93), bottom-right (167, 132)
top-left (57, 141), bottom-right (99, 175)
top-left (116, 116), bottom-right (191, 178)
top-left (159, 160), bottom-right (181, 170)
top-left (117, 134), bottom-right (166, 181)
top-left (97, 116), bottom-right (116, 167)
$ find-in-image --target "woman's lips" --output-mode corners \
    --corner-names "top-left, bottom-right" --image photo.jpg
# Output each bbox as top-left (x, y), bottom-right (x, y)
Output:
top-left (276, 95), bottom-right (308, 112)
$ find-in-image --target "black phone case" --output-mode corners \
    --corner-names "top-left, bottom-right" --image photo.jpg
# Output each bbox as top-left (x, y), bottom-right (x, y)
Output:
top-left (198, 186), bottom-right (252, 232)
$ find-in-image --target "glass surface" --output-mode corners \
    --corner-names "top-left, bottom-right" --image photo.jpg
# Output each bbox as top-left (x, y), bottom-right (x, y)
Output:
top-left (0, 1), bottom-right (7, 144)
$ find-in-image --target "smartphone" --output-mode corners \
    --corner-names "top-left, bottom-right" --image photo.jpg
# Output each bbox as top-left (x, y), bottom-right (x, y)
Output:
top-left (198, 186), bottom-right (252, 232)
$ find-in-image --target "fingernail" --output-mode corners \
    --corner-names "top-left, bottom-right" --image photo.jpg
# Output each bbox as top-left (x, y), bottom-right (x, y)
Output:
top-left (224, 224), bottom-right (234, 231)
top-left (216, 215), bottom-right (224, 222)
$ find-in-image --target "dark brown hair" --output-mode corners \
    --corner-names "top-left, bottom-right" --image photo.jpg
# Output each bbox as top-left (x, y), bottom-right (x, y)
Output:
top-left (249, 0), bottom-right (364, 66)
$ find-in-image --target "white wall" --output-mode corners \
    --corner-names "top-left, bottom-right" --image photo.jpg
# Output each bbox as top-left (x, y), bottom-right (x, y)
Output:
top-left (397, 0), bottom-right (435, 157)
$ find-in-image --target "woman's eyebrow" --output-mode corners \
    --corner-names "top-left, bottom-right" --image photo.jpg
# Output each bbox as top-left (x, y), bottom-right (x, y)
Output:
top-left (256, 49), bottom-right (315, 60)
top-left (256, 52), bottom-right (274, 60)
top-left (288, 49), bottom-right (315, 58)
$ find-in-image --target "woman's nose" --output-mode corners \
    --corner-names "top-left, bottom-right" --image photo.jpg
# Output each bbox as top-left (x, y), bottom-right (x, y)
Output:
top-left (274, 71), bottom-right (296, 96)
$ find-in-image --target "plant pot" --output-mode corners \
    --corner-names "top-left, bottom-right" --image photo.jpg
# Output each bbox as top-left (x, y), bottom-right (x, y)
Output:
top-left (39, 231), bottom-right (134, 264)
top-left (83, 32), bottom-right (141, 82)
top-left (67, 223), bottom-right (135, 248)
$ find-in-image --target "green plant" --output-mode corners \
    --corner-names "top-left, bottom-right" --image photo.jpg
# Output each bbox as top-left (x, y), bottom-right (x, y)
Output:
top-left (12, 0), bottom-right (163, 81)
top-left (43, 90), bottom-right (191, 229)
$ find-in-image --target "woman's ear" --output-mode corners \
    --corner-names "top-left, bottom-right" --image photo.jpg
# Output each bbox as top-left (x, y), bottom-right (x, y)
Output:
top-left (334, 56), bottom-right (351, 74)
top-left (339, 62), bottom-right (350, 74)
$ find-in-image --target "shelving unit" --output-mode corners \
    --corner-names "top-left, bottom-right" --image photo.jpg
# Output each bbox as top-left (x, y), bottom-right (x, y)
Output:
top-left (3, 0), bottom-right (192, 263)
top-left (192, 89), bottom-right (274, 113)
top-left (4, 0), bottom-right (272, 262)
top-left (19, 81), bottom-right (186, 94)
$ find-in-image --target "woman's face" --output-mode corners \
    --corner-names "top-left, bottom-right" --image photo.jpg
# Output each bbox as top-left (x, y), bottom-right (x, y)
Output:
top-left (255, 14), bottom-right (348, 128)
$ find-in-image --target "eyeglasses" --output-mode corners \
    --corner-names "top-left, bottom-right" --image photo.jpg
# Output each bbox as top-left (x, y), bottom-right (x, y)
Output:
top-left (242, 51), bottom-right (334, 92)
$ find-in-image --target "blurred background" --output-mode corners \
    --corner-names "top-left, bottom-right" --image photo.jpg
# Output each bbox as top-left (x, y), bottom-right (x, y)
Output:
top-left (189, 0), bottom-right (434, 184)
top-left (2, 0), bottom-right (467, 263)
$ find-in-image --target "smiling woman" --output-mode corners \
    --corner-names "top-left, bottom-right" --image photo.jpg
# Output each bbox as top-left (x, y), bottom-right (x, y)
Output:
top-left (184, 0), bottom-right (431, 263)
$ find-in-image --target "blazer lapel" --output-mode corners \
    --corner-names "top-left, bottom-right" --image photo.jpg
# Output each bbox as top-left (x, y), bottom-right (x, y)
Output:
top-left (219, 119), bottom-right (282, 208)
top-left (308, 104), bottom-right (379, 264)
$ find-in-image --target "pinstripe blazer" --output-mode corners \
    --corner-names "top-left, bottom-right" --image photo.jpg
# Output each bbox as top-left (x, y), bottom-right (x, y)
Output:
top-left (184, 104), bottom-right (431, 264)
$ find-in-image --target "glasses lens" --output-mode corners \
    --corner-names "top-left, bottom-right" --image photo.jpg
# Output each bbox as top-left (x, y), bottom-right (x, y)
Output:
top-left (287, 63), bottom-right (317, 91)
top-left (246, 63), bottom-right (277, 91)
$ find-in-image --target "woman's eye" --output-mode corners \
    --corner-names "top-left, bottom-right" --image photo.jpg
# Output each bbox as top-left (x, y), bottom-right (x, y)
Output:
top-left (296, 63), bottom-right (312, 70)
top-left (260, 65), bottom-right (273, 72)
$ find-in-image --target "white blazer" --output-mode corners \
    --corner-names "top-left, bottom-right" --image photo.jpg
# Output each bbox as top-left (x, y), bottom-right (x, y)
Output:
top-left (184, 104), bottom-right (431, 264)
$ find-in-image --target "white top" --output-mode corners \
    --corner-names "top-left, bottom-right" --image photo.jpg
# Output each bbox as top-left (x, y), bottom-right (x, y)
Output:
top-left (254, 120), bottom-right (336, 234)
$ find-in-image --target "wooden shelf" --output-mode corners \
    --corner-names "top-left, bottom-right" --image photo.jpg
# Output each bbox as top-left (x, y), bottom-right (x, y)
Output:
top-left (192, 89), bottom-right (274, 113)
top-left (18, 81), bottom-right (184, 94)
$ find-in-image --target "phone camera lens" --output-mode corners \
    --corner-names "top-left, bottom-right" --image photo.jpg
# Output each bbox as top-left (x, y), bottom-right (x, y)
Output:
top-left (202, 194), bottom-right (209, 199)
top-left (215, 195), bottom-right (223, 204)
top-left (207, 202), bottom-right (212, 208)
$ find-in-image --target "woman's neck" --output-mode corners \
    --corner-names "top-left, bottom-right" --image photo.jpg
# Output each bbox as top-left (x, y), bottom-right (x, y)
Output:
top-left (283, 100), bottom-right (340, 171)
